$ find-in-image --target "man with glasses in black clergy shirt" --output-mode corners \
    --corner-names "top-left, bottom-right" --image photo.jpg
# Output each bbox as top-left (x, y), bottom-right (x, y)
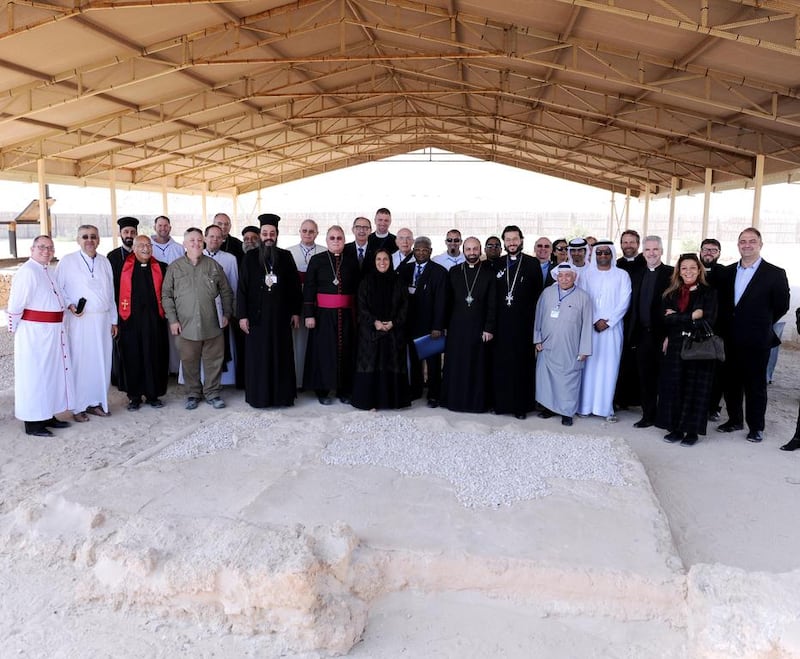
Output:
top-left (483, 236), bottom-right (502, 272)
top-left (433, 229), bottom-right (466, 271)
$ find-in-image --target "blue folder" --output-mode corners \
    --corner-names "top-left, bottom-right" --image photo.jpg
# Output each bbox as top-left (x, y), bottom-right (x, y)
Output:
top-left (413, 334), bottom-right (446, 360)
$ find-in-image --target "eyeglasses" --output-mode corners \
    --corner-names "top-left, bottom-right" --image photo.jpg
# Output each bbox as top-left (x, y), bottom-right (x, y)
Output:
top-left (485, 243), bottom-right (501, 249)
top-left (701, 247), bottom-right (719, 253)
top-left (354, 225), bottom-right (370, 230)
top-left (446, 238), bottom-right (462, 243)
top-left (80, 234), bottom-right (99, 240)
top-left (34, 245), bottom-right (54, 251)
top-left (594, 249), bottom-right (612, 255)
top-left (135, 244), bottom-right (153, 250)
top-left (535, 244), bottom-right (551, 249)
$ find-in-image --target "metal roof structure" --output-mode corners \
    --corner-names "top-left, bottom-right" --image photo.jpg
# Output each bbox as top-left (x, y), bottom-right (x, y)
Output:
top-left (2, 0), bottom-right (800, 199)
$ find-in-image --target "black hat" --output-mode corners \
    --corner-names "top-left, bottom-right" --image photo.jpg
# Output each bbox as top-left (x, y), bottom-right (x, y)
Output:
top-left (258, 213), bottom-right (281, 227)
top-left (117, 216), bottom-right (139, 230)
top-left (241, 225), bottom-right (260, 237)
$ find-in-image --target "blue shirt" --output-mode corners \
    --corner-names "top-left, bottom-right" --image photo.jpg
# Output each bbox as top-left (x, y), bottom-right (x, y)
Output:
top-left (734, 257), bottom-right (761, 305)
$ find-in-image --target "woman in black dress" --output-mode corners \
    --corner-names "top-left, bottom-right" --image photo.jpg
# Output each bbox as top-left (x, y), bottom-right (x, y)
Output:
top-left (656, 253), bottom-right (717, 446)
top-left (351, 249), bottom-right (411, 410)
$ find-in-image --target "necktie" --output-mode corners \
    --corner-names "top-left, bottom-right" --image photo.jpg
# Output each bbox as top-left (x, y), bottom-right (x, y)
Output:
top-left (358, 247), bottom-right (364, 264)
top-left (414, 263), bottom-right (423, 286)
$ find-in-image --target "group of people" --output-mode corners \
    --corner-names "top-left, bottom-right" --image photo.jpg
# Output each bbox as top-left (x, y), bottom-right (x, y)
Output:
top-left (9, 209), bottom-right (798, 452)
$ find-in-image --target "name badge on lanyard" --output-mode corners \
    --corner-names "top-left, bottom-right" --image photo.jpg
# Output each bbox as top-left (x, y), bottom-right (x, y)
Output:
top-left (550, 305), bottom-right (560, 319)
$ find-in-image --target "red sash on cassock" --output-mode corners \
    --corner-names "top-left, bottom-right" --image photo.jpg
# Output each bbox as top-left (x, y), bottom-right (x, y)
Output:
top-left (119, 254), bottom-right (164, 320)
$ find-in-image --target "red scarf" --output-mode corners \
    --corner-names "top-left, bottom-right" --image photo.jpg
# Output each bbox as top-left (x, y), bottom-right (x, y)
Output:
top-left (119, 254), bottom-right (164, 320)
top-left (677, 283), bottom-right (693, 313)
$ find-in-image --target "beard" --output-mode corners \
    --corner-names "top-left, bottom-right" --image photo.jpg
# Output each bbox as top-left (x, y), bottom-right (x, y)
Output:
top-left (122, 236), bottom-right (135, 249)
top-left (505, 243), bottom-right (521, 256)
top-left (465, 253), bottom-right (480, 264)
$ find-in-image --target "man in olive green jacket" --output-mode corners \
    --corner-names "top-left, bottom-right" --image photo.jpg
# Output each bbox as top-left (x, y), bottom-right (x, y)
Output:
top-left (162, 227), bottom-right (234, 410)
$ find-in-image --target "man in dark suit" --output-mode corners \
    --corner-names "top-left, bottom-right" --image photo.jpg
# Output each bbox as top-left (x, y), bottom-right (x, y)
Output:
top-left (398, 236), bottom-right (448, 408)
top-left (343, 216), bottom-right (374, 279)
top-left (715, 227), bottom-right (790, 443)
top-left (534, 236), bottom-right (555, 287)
top-left (628, 235), bottom-right (673, 428)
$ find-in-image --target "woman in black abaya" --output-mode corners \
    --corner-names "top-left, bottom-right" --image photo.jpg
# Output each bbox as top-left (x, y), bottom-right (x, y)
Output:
top-left (351, 249), bottom-right (411, 410)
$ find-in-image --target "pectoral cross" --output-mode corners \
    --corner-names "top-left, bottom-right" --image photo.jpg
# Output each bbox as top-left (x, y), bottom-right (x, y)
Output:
top-left (505, 293), bottom-right (514, 306)
top-left (121, 299), bottom-right (130, 311)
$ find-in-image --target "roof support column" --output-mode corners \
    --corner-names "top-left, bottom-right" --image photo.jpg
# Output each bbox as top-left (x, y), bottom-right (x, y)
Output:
top-left (232, 191), bottom-right (238, 228)
top-left (109, 169), bottom-right (118, 248)
top-left (624, 188), bottom-right (631, 231)
top-left (608, 191), bottom-right (616, 238)
top-left (161, 182), bottom-right (168, 218)
top-left (37, 159), bottom-right (49, 236)
top-left (752, 154), bottom-right (764, 229)
top-left (642, 185), bottom-right (650, 238)
top-left (666, 176), bottom-right (678, 264)
top-left (201, 183), bottom-right (208, 225)
top-left (702, 168), bottom-right (712, 240)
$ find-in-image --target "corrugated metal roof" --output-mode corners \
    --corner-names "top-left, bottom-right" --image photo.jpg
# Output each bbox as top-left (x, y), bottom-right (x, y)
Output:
top-left (2, 0), bottom-right (800, 196)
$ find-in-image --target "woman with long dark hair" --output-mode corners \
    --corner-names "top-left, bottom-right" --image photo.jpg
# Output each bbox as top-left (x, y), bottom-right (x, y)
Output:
top-left (656, 253), bottom-right (717, 446)
top-left (351, 249), bottom-right (411, 410)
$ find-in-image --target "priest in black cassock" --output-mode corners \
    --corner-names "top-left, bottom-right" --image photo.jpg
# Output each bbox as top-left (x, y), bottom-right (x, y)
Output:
top-left (115, 235), bottom-right (169, 409)
top-left (237, 214), bottom-right (302, 408)
top-left (441, 236), bottom-right (497, 413)
top-left (491, 225), bottom-right (543, 419)
top-left (302, 225), bottom-right (361, 405)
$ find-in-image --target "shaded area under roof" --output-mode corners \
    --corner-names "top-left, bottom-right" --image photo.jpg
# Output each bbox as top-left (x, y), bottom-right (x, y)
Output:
top-left (2, 0), bottom-right (800, 198)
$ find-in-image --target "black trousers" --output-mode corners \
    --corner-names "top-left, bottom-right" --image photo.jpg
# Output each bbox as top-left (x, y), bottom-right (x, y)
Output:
top-left (723, 343), bottom-right (770, 431)
top-left (634, 329), bottom-right (661, 422)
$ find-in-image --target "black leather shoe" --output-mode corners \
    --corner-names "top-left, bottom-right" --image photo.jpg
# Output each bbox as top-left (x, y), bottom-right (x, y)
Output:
top-left (339, 397), bottom-right (351, 405)
top-left (27, 428), bottom-right (54, 437)
top-left (746, 430), bottom-right (763, 443)
top-left (663, 431), bottom-right (683, 443)
top-left (716, 421), bottom-right (744, 433)
top-left (537, 410), bottom-right (554, 419)
top-left (427, 399), bottom-right (439, 408)
top-left (44, 417), bottom-right (70, 429)
top-left (681, 433), bottom-right (699, 446)
top-left (561, 415), bottom-right (573, 426)
top-left (780, 438), bottom-right (800, 452)
top-left (633, 418), bottom-right (654, 428)
top-left (146, 398), bottom-right (164, 408)
top-left (515, 413), bottom-right (527, 420)
top-left (127, 398), bottom-right (141, 411)
top-left (318, 396), bottom-right (333, 405)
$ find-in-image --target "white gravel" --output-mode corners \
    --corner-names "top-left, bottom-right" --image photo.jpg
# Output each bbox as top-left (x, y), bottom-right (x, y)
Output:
top-left (323, 416), bottom-right (627, 508)
top-left (154, 414), bottom-right (277, 462)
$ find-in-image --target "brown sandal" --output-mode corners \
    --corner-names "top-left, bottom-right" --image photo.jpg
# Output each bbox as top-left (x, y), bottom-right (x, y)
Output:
top-left (73, 412), bottom-right (90, 422)
top-left (86, 405), bottom-right (110, 417)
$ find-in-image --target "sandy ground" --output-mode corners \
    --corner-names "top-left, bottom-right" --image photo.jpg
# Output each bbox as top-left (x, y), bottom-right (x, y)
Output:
top-left (1, 320), bottom-right (799, 657)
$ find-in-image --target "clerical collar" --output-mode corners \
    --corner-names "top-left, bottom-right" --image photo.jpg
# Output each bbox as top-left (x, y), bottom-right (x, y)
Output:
top-left (625, 256), bottom-right (635, 261)
top-left (648, 265), bottom-right (659, 271)
top-left (375, 232), bottom-right (389, 238)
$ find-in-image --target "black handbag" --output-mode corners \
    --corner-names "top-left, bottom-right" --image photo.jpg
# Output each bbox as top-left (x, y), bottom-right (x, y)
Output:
top-left (680, 320), bottom-right (725, 362)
